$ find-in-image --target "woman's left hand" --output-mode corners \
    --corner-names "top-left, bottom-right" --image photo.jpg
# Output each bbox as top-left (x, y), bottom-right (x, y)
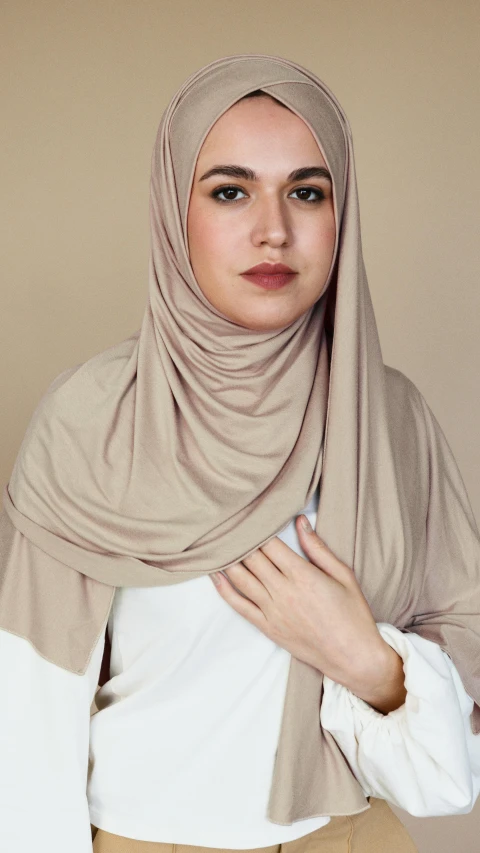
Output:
top-left (209, 515), bottom-right (406, 711)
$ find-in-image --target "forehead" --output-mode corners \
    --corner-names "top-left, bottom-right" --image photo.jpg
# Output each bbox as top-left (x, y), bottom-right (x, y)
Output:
top-left (194, 96), bottom-right (326, 168)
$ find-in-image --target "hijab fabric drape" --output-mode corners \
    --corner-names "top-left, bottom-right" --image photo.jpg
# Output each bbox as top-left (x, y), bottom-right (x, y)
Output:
top-left (1, 53), bottom-right (480, 824)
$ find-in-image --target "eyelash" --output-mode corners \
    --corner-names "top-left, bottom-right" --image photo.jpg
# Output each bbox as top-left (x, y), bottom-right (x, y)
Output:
top-left (210, 185), bottom-right (326, 204)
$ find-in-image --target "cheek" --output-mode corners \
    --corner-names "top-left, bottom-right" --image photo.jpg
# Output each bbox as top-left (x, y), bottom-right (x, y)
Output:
top-left (301, 218), bottom-right (336, 270)
top-left (325, 223), bottom-right (337, 262)
top-left (189, 212), bottom-right (234, 276)
top-left (317, 210), bottom-right (337, 266)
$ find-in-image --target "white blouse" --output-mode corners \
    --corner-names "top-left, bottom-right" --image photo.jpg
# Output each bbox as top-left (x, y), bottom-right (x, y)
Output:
top-left (1, 488), bottom-right (479, 852)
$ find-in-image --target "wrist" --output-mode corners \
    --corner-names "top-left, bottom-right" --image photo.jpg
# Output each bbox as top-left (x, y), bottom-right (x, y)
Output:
top-left (349, 640), bottom-right (407, 715)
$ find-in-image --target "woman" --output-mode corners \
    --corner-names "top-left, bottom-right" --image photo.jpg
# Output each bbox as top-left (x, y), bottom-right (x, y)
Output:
top-left (1, 54), bottom-right (480, 853)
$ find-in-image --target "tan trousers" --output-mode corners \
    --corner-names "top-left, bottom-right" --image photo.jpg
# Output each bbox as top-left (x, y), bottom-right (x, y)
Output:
top-left (91, 797), bottom-right (419, 852)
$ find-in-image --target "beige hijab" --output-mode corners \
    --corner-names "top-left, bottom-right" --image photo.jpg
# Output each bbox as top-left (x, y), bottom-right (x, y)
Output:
top-left (2, 53), bottom-right (480, 824)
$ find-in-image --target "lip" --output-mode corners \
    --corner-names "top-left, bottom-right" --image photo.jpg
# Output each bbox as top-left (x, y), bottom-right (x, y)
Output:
top-left (242, 262), bottom-right (296, 274)
top-left (241, 271), bottom-right (297, 290)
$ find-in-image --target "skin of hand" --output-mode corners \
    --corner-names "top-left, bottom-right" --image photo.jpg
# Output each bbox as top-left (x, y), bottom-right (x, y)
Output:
top-left (209, 514), bottom-right (407, 715)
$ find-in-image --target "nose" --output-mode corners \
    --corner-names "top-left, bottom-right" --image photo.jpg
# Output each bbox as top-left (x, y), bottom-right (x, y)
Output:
top-left (251, 193), bottom-right (290, 248)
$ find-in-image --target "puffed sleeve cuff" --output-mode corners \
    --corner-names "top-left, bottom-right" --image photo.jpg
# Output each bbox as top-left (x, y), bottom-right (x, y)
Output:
top-left (320, 622), bottom-right (478, 816)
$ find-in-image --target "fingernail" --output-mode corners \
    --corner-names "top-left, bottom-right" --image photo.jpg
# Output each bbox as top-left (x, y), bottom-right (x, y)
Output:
top-left (210, 572), bottom-right (221, 586)
top-left (300, 515), bottom-right (312, 532)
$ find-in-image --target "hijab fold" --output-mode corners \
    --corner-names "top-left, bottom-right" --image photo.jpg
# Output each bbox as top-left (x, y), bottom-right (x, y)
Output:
top-left (1, 54), bottom-right (480, 824)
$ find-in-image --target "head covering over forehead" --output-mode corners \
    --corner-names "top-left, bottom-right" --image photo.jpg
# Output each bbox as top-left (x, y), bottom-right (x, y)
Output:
top-left (2, 53), bottom-right (480, 824)
top-left (168, 58), bottom-right (347, 233)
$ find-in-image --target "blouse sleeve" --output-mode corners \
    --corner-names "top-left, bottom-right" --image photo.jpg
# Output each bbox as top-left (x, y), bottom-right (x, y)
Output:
top-left (320, 622), bottom-right (480, 817)
top-left (0, 626), bottom-right (104, 853)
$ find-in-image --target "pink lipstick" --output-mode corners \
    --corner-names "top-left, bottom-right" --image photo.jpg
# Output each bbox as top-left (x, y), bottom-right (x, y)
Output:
top-left (241, 262), bottom-right (297, 291)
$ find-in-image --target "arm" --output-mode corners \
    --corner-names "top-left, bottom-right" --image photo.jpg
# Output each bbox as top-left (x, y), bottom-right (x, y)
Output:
top-left (0, 626), bottom-right (104, 852)
top-left (320, 622), bottom-right (480, 817)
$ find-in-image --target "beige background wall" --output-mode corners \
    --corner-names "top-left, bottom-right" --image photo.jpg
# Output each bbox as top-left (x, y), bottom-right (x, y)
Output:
top-left (2, 1), bottom-right (479, 849)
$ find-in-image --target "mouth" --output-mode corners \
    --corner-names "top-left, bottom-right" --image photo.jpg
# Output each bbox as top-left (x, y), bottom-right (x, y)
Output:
top-left (240, 271), bottom-right (297, 290)
top-left (242, 263), bottom-right (296, 275)
top-left (240, 262), bottom-right (297, 291)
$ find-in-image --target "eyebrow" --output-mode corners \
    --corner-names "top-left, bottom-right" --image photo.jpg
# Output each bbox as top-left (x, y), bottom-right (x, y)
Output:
top-left (198, 165), bottom-right (332, 184)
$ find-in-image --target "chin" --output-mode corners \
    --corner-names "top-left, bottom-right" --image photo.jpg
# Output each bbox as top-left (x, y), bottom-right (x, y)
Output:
top-left (233, 312), bottom-right (300, 332)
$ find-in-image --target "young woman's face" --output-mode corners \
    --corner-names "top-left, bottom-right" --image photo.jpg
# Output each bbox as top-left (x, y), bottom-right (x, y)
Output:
top-left (186, 95), bottom-right (336, 332)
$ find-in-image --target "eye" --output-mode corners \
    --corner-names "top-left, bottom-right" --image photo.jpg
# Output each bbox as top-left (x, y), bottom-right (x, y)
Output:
top-left (289, 186), bottom-right (326, 203)
top-left (210, 184), bottom-right (327, 204)
top-left (211, 185), bottom-right (248, 203)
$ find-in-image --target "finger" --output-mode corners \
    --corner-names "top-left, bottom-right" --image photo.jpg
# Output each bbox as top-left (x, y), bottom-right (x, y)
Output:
top-left (241, 550), bottom-right (281, 596)
top-left (223, 562), bottom-right (272, 605)
top-left (295, 515), bottom-right (354, 583)
top-left (258, 535), bottom-right (315, 580)
top-left (209, 570), bottom-right (269, 631)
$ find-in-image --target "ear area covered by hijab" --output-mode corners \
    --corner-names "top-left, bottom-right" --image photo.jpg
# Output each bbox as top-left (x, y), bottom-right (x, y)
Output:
top-left (1, 53), bottom-right (480, 825)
